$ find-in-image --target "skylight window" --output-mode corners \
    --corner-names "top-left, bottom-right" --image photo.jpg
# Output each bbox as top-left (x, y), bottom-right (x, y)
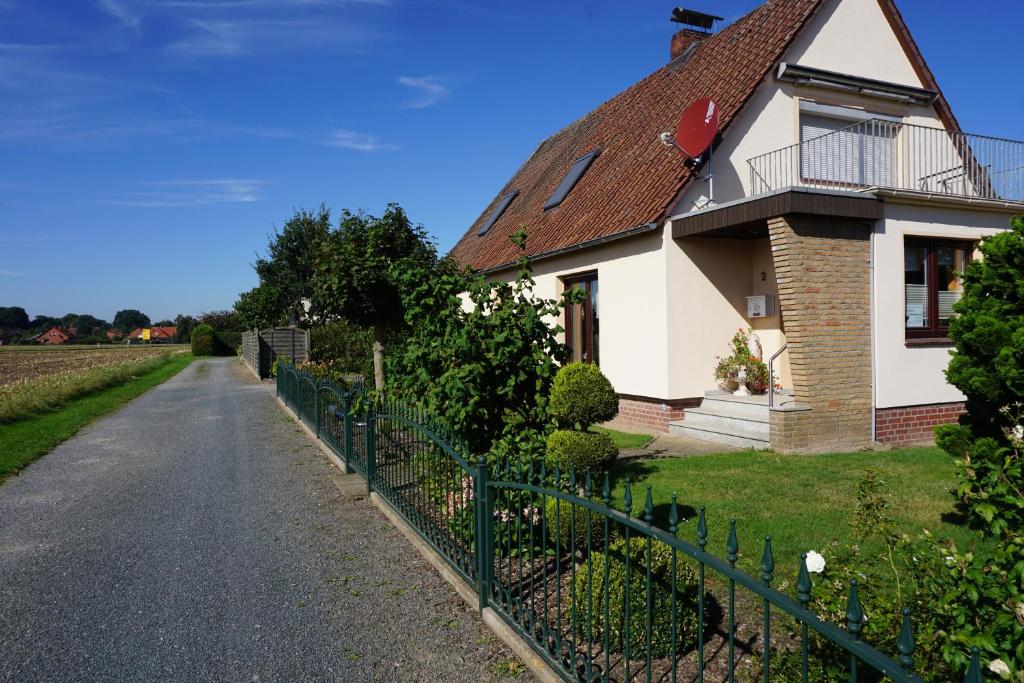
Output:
top-left (477, 190), bottom-right (518, 236)
top-left (543, 149), bottom-right (600, 210)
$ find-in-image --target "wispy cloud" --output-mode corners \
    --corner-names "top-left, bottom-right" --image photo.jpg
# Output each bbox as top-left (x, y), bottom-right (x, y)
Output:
top-left (98, 178), bottom-right (270, 207)
top-left (397, 75), bottom-right (449, 109)
top-left (324, 128), bottom-right (397, 152)
top-left (97, 0), bottom-right (141, 31)
top-left (0, 269), bottom-right (27, 277)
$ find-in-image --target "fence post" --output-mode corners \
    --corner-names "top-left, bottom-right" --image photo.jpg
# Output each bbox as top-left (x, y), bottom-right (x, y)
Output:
top-left (343, 395), bottom-right (353, 469)
top-left (314, 380), bottom-right (321, 438)
top-left (365, 405), bottom-right (376, 496)
top-left (475, 459), bottom-right (494, 612)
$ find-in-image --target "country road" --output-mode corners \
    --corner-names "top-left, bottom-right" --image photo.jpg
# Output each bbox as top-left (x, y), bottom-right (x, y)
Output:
top-left (0, 358), bottom-right (524, 682)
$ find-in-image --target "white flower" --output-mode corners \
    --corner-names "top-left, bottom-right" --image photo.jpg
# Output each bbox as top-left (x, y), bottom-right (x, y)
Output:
top-left (988, 659), bottom-right (1011, 679)
top-left (805, 550), bottom-right (826, 574)
top-left (1013, 424), bottom-right (1024, 442)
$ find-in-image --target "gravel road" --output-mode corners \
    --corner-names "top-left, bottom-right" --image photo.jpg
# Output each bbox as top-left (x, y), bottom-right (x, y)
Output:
top-left (0, 358), bottom-right (528, 682)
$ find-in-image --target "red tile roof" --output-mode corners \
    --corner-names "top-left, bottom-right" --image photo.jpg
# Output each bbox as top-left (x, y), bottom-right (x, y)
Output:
top-left (149, 326), bottom-right (177, 339)
top-left (449, 0), bottom-right (825, 272)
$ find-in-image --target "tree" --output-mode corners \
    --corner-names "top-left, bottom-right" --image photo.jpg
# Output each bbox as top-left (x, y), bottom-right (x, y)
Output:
top-left (60, 313), bottom-right (107, 337)
top-left (316, 204), bottom-right (437, 389)
top-left (153, 319), bottom-right (174, 327)
top-left (388, 232), bottom-right (575, 464)
top-left (0, 306), bottom-right (29, 329)
top-left (174, 314), bottom-right (197, 343)
top-left (235, 206), bottom-right (333, 329)
top-left (113, 309), bottom-right (150, 333)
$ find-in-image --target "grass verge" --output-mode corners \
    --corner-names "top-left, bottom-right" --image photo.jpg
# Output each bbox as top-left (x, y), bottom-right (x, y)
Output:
top-left (609, 447), bottom-right (987, 572)
top-left (0, 353), bottom-right (193, 481)
top-left (593, 426), bottom-right (655, 449)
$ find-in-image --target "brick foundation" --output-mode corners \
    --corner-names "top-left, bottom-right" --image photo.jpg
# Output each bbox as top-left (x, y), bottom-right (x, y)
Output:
top-left (875, 402), bottom-right (965, 446)
top-left (617, 395), bottom-right (700, 432)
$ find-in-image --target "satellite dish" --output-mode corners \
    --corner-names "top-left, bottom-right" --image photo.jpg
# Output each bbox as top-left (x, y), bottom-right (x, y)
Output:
top-left (674, 97), bottom-right (718, 159)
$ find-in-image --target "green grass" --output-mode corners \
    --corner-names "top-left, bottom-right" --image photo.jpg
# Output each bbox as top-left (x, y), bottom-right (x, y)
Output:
top-left (0, 354), bottom-right (193, 481)
top-left (608, 447), bottom-right (987, 572)
top-left (593, 426), bottom-right (655, 449)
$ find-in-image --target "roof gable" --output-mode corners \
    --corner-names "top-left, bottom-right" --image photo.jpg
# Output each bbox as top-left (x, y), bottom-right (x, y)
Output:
top-left (449, 0), bottom-right (824, 272)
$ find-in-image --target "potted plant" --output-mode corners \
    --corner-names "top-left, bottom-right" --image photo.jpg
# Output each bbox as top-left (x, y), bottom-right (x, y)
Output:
top-left (714, 329), bottom-right (770, 395)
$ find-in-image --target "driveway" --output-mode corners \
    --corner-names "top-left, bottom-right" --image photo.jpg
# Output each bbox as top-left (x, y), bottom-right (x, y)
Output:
top-left (0, 358), bottom-right (525, 682)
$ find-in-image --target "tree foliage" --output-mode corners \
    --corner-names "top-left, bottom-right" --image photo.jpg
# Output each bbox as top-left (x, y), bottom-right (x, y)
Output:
top-left (235, 206), bottom-right (332, 329)
top-left (0, 306), bottom-right (29, 329)
top-left (113, 309), bottom-right (150, 333)
top-left (174, 314), bottom-right (197, 343)
top-left (316, 204), bottom-right (437, 388)
top-left (388, 233), bottom-right (574, 465)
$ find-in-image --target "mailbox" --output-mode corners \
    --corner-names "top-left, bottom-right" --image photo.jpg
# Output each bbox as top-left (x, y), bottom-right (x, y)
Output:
top-left (745, 294), bottom-right (776, 319)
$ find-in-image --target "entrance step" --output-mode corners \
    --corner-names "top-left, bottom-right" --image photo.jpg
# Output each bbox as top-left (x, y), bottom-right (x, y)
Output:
top-left (668, 390), bottom-right (777, 450)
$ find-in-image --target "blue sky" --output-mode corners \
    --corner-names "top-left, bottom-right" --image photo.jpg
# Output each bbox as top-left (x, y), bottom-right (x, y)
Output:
top-left (1, 0), bottom-right (1022, 323)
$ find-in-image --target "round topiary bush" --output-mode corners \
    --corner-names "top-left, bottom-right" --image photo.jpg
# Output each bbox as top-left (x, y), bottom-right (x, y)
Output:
top-left (549, 362), bottom-right (619, 429)
top-left (543, 495), bottom-right (614, 551)
top-left (191, 323), bottom-right (216, 356)
top-left (572, 537), bottom-right (700, 657)
top-left (546, 429), bottom-right (617, 473)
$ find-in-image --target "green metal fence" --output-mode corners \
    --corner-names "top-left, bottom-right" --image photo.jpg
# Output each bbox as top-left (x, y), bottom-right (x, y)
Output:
top-left (274, 360), bottom-right (987, 683)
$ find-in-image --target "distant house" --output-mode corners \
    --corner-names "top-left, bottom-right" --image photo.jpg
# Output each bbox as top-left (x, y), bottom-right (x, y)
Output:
top-left (36, 326), bottom-right (76, 345)
top-left (128, 326), bottom-right (178, 343)
top-left (106, 329), bottom-right (125, 341)
top-left (449, 0), bottom-right (1023, 452)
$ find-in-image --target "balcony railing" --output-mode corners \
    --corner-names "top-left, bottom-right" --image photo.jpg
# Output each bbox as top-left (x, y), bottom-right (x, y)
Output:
top-left (747, 119), bottom-right (1024, 203)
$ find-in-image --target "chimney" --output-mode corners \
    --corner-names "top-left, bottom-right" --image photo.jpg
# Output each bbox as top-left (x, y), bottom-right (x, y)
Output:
top-left (669, 7), bottom-right (722, 62)
top-left (670, 28), bottom-right (705, 61)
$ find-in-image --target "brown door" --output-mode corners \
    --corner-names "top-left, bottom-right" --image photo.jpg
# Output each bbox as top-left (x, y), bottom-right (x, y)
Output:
top-left (564, 273), bottom-right (599, 365)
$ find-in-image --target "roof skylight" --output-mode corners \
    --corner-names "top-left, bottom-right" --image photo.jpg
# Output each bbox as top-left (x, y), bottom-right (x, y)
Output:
top-left (477, 190), bottom-right (518, 236)
top-left (543, 149), bottom-right (600, 210)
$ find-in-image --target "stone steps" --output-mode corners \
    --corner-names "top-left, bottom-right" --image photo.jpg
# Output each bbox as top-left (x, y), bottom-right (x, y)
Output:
top-left (668, 391), bottom-right (775, 450)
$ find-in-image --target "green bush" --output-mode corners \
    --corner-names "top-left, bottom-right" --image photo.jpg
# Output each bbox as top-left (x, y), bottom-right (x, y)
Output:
top-left (310, 320), bottom-right (375, 380)
top-left (572, 537), bottom-right (700, 657)
top-left (549, 362), bottom-right (618, 429)
top-left (546, 429), bottom-right (617, 473)
top-left (191, 324), bottom-right (215, 356)
top-left (543, 495), bottom-right (613, 551)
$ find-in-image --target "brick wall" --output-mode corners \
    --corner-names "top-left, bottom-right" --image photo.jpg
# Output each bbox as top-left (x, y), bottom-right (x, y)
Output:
top-left (617, 395), bottom-right (700, 432)
top-left (875, 402), bottom-right (965, 446)
top-left (768, 215), bottom-right (874, 453)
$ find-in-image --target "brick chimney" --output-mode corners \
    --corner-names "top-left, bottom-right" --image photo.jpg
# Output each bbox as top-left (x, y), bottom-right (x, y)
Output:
top-left (670, 28), bottom-right (705, 61)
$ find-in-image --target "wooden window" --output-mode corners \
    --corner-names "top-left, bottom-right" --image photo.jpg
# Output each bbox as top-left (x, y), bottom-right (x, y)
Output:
top-left (905, 238), bottom-right (972, 342)
top-left (564, 272), bottom-right (599, 365)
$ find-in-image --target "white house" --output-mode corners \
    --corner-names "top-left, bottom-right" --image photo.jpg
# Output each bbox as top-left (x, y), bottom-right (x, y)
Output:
top-left (448, 0), bottom-right (1022, 453)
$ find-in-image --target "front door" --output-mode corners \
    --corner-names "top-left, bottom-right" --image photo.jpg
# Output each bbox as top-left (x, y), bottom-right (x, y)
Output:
top-left (564, 273), bottom-right (599, 365)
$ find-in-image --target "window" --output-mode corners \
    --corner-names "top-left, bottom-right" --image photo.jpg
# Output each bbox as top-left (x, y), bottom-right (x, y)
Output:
top-left (477, 190), bottom-right (518, 236)
top-left (544, 150), bottom-right (600, 210)
top-left (799, 103), bottom-right (898, 187)
top-left (905, 239), bottom-right (971, 341)
top-left (564, 273), bottom-right (599, 365)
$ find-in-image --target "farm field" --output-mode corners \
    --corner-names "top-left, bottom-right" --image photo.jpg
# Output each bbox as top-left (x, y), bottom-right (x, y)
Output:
top-left (0, 344), bottom-right (187, 385)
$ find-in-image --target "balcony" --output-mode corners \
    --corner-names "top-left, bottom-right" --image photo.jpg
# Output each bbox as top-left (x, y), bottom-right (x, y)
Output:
top-left (746, 120), bottom-right (1024, 206)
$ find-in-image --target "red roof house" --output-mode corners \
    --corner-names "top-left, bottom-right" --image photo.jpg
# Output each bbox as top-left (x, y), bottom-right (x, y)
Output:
top-left (36, 326), bottom-right (76, 345)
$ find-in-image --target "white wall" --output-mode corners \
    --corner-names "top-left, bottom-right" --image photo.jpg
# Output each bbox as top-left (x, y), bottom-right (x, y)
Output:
top-left (874, 202), bottom-right (1010, 408)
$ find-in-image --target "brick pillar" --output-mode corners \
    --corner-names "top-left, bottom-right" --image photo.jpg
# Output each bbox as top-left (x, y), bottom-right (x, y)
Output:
top-left (768, 215), bottom-right (873, 453)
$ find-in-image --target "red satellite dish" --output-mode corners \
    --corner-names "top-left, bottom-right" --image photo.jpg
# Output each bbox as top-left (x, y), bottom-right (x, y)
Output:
top-left (674, 97), bottom-right (719, 159)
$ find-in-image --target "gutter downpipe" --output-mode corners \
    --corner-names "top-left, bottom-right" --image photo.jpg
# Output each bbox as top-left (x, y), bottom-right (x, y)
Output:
top-left (869, 222), bottom-right (877, 444)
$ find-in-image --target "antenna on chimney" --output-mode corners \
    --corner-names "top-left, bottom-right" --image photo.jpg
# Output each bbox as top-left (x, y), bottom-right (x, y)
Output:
top-left (670, 7), bottom-right (723, 34)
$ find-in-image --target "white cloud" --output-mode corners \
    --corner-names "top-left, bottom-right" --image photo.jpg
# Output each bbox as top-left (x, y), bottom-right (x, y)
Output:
top-left (397, 75), bottom-right (448, 109)
top-left (97, 0), bottom-right (141, 30)
top-left (324, 128), bottom-right (397, 152)
top-left (98, 178), bottom-right (270, 207)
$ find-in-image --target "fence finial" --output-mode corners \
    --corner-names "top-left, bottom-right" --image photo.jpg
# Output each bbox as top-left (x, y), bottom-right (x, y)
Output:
top-left (897, 607), bottom-right (915, 673)
top-left (602, 472), bottom-right (611, 506)
top-left (623, 478), bottom-right (633, 517)
top-left (726, 519), bottom-right (739, 567)
top-left (797, 554), bottom-right (812, 609)
top-left (669, 493), bottom-right (680, 535)
top-left (697, 505), bottom-right (707, 550)
top-left (760, 536), bottom-right (774, 585)
top-left (964, 647), bottom-right (984, 683)
top-left (846, 580), bottom-right (864, 640)
top-left (643, 486), bottom-right (654, 525)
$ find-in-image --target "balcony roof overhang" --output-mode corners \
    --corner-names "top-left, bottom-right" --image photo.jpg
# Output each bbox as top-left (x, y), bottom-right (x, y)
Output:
top-left (776, 62), bottom-right (939, 106)
top-left (669, 187), bottom-right (882, 239)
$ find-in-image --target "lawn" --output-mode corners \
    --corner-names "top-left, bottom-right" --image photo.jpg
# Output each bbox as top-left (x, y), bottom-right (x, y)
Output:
top-left (593, 425), bottom-right (655, 449)
top-left (607, 446), bottom-right (985, 573)
top-left (0, 353), bottom-right (193, 480)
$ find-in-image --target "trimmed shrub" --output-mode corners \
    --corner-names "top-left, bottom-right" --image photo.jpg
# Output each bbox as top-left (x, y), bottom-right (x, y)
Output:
top-left (549, 362), bottom-right (618, 429)
top-left (546, 429), bottom-right (617, 473)
top-left (191, 324), bottom-right (216, 356)
top-left (543, 495), bottom-right (613, 551)
top-left (572, 537), bottom-right (700, 657)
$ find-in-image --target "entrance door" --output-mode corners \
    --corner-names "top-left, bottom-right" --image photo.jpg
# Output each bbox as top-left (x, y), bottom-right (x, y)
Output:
top-left (564, 273), bottom-right (599, 365)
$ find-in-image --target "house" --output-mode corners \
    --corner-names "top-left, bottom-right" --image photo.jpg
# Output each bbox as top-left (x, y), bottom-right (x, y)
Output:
top-left (36, 325), bottom-right (76, 345)
top-left (106, 328), bottom-right (124, 341)
top-left (448, 0), bottom-right (1023, 453)
top-left (128, 327), bottom-right (178, 343)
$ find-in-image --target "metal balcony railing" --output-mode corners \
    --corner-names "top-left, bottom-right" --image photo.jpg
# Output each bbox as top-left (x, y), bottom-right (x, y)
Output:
top-left (747, 119), bottom-right (1024, 203)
